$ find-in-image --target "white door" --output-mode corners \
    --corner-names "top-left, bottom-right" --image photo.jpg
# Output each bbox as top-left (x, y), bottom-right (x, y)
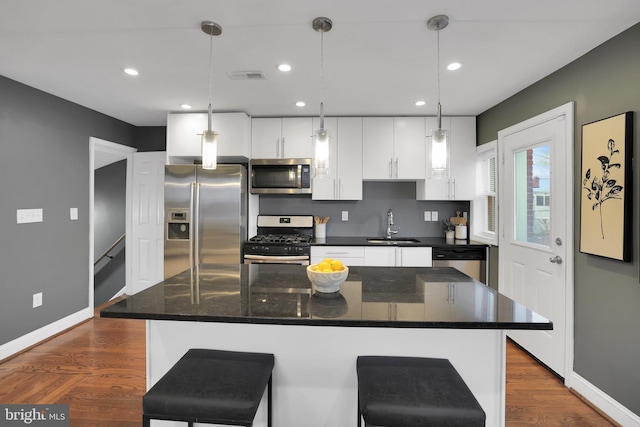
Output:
top-left (498, 102), bottom-right (574, 379)
top-left (129, 152), bottom-right (166, 295)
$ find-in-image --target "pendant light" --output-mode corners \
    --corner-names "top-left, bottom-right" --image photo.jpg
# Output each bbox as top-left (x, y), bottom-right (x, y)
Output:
top-left (312, 17), bottom-right (332, 178)
top-left (201, 20), bottom-right (222, 170)
top-left (427, 15), bottom-right (449, 179)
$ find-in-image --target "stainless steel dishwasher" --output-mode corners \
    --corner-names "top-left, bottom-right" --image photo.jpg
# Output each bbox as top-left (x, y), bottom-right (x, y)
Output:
top-left (432, 247), bottom-right (487, 284)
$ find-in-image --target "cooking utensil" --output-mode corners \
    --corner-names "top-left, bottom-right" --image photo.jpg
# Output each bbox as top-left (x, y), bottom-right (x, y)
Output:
top-left (450, 211), bottom-right (467, 226)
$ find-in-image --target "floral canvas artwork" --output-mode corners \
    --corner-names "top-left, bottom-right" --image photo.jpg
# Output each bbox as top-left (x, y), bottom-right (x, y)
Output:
top-left (579, 112), bottom-right (633, 261)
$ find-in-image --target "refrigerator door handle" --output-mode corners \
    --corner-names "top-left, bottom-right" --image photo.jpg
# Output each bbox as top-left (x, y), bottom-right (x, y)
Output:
top-left (189, 182), bottom-right (198, 304)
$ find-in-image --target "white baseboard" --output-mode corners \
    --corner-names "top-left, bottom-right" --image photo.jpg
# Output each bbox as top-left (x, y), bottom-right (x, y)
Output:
top-left (572, 372), bottom-right (640, 426)
top-left (110, 286), bottom-right (126, 300)
top-left (0, 307), bottom-right (93, 361)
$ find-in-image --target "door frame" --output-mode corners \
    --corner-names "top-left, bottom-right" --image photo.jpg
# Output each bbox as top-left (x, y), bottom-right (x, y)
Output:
top-left (497, 101), bottom-right (574, 386)
top-left (89, 137), bottom-right (137, 310)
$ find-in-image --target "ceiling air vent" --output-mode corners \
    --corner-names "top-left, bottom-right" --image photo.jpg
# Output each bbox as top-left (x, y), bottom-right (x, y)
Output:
top-left (227, 71), bottom-right (266, 80)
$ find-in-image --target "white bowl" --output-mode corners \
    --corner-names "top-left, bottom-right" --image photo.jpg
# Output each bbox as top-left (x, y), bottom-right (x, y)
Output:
top-left (306, 265), bottom-right (349, 293)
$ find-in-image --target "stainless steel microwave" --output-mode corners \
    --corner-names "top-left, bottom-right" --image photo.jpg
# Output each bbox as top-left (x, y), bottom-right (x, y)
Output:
top-left (249, 158), bottom-right (312, 194)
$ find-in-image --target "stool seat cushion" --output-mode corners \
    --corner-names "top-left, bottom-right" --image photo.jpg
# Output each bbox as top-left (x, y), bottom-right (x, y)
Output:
top-left (357, 356), bottom-right (485, 427)
top-left (143, 349), bottom-right (274, 424)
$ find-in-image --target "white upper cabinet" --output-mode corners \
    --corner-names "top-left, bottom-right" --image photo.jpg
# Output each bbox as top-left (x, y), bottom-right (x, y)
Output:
top-left (312, 117), bottom-right (363, 200)
top-left (393, 117), bottom-right (426, 180)
top-left (166, 112), bottom-right (251, 164)
top-left (362, 117), bottom-right (394, 179)
top-left (251, 117), bottom-right (313, 159)
top-left (417, 116), bottom-right (477, 200)
top-left (362, 117), bottom-right (426, 180)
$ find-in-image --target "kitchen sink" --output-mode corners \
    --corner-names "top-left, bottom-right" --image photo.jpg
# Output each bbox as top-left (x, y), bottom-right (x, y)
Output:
top-left (366, 238), bottom-right (421, 244)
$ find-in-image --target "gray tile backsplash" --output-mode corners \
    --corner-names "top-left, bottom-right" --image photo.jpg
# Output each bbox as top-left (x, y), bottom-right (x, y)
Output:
top-left (259, 181), bottom-right (470, 238)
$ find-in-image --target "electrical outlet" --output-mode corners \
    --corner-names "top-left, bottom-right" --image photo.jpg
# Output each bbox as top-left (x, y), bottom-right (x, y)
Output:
top-left (431, 211), bottom-right (439, 221)
top-left (17, 208), bottom-right (43, 224)
top-left (424, 211), bottom-right (431, 221)
top-left (33, 292), bottom-right (42, 308)
top-left (342, 211), bottom-right (349, 221)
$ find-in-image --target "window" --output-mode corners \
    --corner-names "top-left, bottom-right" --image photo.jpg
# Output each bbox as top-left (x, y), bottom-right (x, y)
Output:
top-left (471, 140), bottom-right (498, 245)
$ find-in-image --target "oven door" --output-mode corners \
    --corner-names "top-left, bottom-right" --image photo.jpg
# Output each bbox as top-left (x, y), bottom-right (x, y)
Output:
top-left (243, 254), bottom-right (310, 265)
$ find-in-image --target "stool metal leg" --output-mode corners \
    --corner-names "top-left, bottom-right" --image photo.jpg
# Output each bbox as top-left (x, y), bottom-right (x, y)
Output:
top-left (267, 374), bottom-right (272, 427)
top-left (357, 389), bottom-right (362, 427)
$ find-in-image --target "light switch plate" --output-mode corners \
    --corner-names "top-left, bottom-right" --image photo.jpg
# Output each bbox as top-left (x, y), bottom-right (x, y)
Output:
top-left (424, 211), bottom-right (431, 221)
top-left (70, 207), bottom-right (78, 220)
top-left (341, 211), bottom-right (349, 221)
top-left (33, 292), bottom-right (42, 308)
top-left (431, 211), bottom-right (439, 221)
top-left (17, 208), bottom-right (43, 224)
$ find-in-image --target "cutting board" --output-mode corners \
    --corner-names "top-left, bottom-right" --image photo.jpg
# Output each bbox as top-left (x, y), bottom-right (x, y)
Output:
top-left (450, 211), bottom-right (467, 226)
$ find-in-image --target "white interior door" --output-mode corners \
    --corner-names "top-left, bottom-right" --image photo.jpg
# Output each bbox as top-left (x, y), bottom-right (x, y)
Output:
top-left (129, 152), bottom-right (166, 295)
top-left (498, 103), bottom-right (573, 380)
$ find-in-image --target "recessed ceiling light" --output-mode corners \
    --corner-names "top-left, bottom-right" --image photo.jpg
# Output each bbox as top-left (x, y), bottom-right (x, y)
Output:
top-left (124, 68), bottom-right (139, 76)
top-left (180, 104), bottom-right (192, 109)
top-left (447, 62), bottom-right (462, 71)
top-left (295, 101), bottom-right (306, 107)
top-left (415, 100), bottom-right (426, 106)
top-left (278, 64), bottom-right (292, 72)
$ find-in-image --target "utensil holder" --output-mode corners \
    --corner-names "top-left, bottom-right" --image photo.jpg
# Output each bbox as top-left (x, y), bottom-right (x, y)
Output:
top-left (315, 223), bottom-right (326, 239)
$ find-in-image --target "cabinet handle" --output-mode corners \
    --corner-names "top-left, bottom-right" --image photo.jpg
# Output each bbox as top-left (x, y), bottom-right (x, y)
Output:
top-left (281, 137), bottom-right (285, 157)
top-left (395, 158), bottom-right (398, 178)
top-left (336, 179), bottom-right (340, 199)
top-left (276, 138), bottom-right (280, 158)
top-left (389, 158), bottom-right (393, 178)
top-left (451, 179), bottom-right (456, 199)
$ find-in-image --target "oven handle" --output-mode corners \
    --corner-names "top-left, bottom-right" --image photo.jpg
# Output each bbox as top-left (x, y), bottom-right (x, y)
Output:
top-left (243, 254), bottom-right (310, 264)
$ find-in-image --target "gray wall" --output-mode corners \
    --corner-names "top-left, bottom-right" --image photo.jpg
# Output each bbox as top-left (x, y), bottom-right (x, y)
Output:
top-left (0, 75), bottom-right (136, 346)
top-left (94, 160), bottom-right (127, 306)
top-left (259, 181), bottom-right (470, 238)
top-left (477, 23), bottom-right (640, 415)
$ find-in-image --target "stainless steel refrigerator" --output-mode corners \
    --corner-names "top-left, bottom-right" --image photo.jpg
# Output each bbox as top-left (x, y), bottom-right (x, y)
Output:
top-left (164, 164), bottom-right (247, 280)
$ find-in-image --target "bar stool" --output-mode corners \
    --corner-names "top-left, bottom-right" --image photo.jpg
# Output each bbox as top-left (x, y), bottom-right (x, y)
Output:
top-left (357, 355), bottom-right (485, 427)
top-left (142, 348), bottom-right (274, 427)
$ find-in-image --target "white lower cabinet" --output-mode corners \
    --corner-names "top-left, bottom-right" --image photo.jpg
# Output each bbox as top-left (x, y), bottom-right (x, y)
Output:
top-left (310, 246), bottom-right (365, 266)
top-left (312, 246), bottom-right (432, 267)
top-left (364, 247), bottom-right (432, 267)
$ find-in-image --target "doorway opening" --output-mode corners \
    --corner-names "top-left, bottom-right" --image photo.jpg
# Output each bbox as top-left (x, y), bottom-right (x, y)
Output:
top-left (89, 137), bottom-right (137, 310)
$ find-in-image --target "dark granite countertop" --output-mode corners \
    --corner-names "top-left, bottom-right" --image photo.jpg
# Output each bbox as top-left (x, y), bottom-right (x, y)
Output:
top-left (101, 264), bottom-right (550, 330)
top-left (311, 236), bottom-right (489, 248)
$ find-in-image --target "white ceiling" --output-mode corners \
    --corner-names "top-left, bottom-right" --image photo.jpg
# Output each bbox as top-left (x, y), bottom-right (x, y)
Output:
top-left (1, 1), bottom-right (639, 126)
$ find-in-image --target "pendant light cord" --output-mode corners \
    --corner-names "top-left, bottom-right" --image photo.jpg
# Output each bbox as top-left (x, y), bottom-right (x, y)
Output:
top-left (320, 28), bottom-right (325, 130)
top-left (208, 30), bottom-right (213, 131)
top-left (436, 28), bottom-right (442, 129)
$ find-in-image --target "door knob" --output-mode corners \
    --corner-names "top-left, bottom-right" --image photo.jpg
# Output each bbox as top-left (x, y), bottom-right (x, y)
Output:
top-left (549, 255), bottom-right (563, 264)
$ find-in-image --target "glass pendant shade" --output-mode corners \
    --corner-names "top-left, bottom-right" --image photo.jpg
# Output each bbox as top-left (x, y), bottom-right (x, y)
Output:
top-left (431, 127), bottom-right (449, 179)
top-left (201, 129), bottom-right (218, 170)
top-left (313, 128), bottom-right (330, 178)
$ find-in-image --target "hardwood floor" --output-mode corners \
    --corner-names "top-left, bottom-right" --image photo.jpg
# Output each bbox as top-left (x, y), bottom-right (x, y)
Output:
top-left (0, 309), bottom-right (617, 426)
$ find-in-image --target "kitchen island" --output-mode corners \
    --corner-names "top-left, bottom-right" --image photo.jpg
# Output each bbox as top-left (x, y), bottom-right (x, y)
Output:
top-left (102, 264), bottom-right (551, 427)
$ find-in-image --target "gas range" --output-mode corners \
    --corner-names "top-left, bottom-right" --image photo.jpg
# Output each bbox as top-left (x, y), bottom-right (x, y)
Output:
top-left (243, 215), bottom-right (314, 263)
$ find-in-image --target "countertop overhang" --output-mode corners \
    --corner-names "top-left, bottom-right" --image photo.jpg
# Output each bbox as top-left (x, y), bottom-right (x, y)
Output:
top-left (101, 264), bottom-right (551, 330)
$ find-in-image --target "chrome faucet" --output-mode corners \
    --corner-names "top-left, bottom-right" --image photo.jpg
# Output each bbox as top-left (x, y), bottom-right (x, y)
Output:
top-left (386, 209), bottom-right (398, 239)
